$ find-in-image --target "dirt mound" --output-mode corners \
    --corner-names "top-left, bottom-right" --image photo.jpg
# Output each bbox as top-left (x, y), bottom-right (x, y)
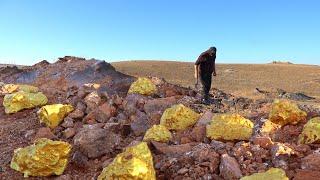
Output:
top-left (1, 57), bottom-right (320, 179)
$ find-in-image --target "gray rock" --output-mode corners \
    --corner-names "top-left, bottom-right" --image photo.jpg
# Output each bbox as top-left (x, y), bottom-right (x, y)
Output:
top-left (73, 127), bottom-right (121, 158)
top-left (61, 117), bottom-right (74, 128)
top-left (130, 111), bottom-right (150, 136)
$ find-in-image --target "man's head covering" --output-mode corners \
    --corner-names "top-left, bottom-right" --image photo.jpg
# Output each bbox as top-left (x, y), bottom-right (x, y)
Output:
top-left (209, 47), bottom-right (217, 53)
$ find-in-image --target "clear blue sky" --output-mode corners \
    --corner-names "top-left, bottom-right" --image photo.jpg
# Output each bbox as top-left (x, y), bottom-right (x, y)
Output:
top-left (0, 0), bottom-right (319, 65)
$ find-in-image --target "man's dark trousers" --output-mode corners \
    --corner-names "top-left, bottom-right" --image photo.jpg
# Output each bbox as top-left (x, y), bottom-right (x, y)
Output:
top-left (200, 72), bottom-right (212, 100)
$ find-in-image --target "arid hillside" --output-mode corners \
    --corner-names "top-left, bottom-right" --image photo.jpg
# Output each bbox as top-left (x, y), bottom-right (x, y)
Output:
top-left (112, 61), bottom-right (320, 98)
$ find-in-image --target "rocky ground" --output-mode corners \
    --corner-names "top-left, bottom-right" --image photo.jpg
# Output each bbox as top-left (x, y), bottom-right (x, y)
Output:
top-left (1, 56), bottom-right (320, 179)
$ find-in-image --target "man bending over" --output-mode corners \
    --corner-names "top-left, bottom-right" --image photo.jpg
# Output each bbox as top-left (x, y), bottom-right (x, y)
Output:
top-left (194, 47), bottom-right (217, 104)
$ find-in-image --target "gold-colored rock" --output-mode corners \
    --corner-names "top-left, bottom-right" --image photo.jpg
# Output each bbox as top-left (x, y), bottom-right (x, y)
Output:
top-left (10, 138), bottom-right (72, 177)
top-left (240, 168), bottom-right (288, 180)
top-left (128, 77), bottom-right (157, 96)
top-left (160, 104), bottom-right (200, 131)
top-left (261, 120), bottom-right (281, 136)
top-left (84, 83), bottom-right (101, 89)
top-left (298, 117), bottom-right (320, 144)
top-left (269, 99), bottom-right (307, 126)
top-left (143, 125), bottom-right (172, 143)
top-left (38, 104), bottom-right (74, 129)
top-left (98, 142), bottom-right (156, 180)
top-left (206, 114), bottom-right (254, 141)
top-left (1, 84), bottom-right (39, 94)
top-left (3, 91), bottom-right (48, 114)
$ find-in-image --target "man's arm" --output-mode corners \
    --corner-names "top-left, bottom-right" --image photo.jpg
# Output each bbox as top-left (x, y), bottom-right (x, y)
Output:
top-left (212, 56), bottom-right (216, 76)
top-left (195, 54), bottom-right (205, 78)
top-left (194, 65), bottom-right (199, 79)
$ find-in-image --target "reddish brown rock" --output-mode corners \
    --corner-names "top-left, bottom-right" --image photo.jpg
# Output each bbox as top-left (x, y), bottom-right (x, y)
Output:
top-left (191, 125), bottom-right (206, 142)
top-left (96, 102), bottom-right (117, 122)
top-left (188, 143), bottom-right (220, 172)
top-left (84, 91), bottom-right (101, 113)
top-left (143, 96), bottom-right (177, 125)
top-left (301, 153), bottom-right (320, 171)
top-left (63, 128), bottom-right (76, 139)
top-left (294, 169), bottom-right (320, 180)
top-left (219, 154), bottom-right (243, 180)
top-left (151, 141), bottom-right (197, 155)
top-left (252, 136), bottom-right (274, 149)
top-left (76, 101), bottom-right (87, 112)
top-left (294, 144), bottom-right (311, 155)
top-left (196, 110), bottom-right (214, 126)
top-left (53, 174), bottom-right (72, 180)
top-left (124, 94), bottom-right (148, 114)
top-left (33, 127), bottom-right (56, 141)
top-left (180, 137), bottom-right (192, 144)
top-left (68, 109), bottom-right (85, 119)
top-left (82, 112), bottom-right (97, 124)
top-left (154, 143), bottom-right (220, 178)
top-left (71, 151), bottom-right (89, 168)
top-left (61, 117), bottom-right (74, 128)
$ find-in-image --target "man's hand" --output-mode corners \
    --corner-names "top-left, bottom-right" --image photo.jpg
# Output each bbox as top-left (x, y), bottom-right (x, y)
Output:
top-left (195, 79), bottom-right (199, 89)
top-left (213, 72), bottom-right (217, 76)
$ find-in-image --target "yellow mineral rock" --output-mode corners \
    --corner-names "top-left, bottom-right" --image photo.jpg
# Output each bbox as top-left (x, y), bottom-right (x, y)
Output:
top-left (1, 84), bottom-right (39, 94)
top-left (298, 117), bottom-right (320, 144)
top-left (128, 77), bottom-right (157, 96)
top-left (261, 120), bottom-right (281, 136)
top-left (98, 142), bottom-right (156, 180)
top-left (38, 104), bottom-right (74, 129)
top-left (269, 99), bottom-right (307, 126)
top-left (160, 104), bottom-right (200, 131)
top-left (3, 91), bottom-right (48, 114)
top-left (143, 125), bottom-right (172, 143)
top-left (240, 168), bottom-right (288, 180)
top-left (10, 138), bottom-right (72, 177)
top-left (206, 114), bottom-right (254, 141)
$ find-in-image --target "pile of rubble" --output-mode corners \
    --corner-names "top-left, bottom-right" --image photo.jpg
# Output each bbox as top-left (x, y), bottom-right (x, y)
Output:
top-left (1, 57), bottom-right (320, 179)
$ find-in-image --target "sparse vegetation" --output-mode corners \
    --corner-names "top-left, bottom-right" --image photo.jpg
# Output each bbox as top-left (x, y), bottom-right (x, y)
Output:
top-left (112, 61), bottom-right (320, 98)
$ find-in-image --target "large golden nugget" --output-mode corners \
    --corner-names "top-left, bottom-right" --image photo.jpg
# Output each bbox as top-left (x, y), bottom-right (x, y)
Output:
top-left (206, 114), bottom-right (254, 141)
top-left (128, 77), bottom-right (157, 96)
top-left (240, 168), bottom-right (288, 180)
top-left (143, 124), bottom-right (172, 143)
top-left (10, 138), bottom-right (72, 177)
top-left (3, 91), bottom-right (48, 114)
top-left (160, 104), bottom-right (200, 131)
top-left (298, 117), bottom-right (320, 144)
top-left (98, 142), bottom-right (156, 180)
top-left (38, 104), bottom-right (74, 129)
top-left (269, 99), bottom-right (307, 126)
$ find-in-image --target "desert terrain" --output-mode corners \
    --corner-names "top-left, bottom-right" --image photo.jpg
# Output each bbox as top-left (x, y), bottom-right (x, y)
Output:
top-left (112, 61), bottom-right (320, 99)
top-left (0, 57), bottom-right (320, 179)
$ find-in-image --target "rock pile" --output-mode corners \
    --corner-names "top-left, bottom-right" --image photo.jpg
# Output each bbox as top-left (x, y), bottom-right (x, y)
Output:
top-left (1, 57), bottom-right (320, 179)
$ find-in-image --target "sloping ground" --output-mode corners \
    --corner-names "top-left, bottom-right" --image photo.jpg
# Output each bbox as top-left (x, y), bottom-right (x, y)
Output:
top-left (112, 61), bottom-right (320, 98)
top-left (1, 57), bottom-right (320, 179)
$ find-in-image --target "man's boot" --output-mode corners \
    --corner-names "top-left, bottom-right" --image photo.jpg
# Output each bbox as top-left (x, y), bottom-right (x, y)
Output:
top-left (202, 94), bottom-right (211, 105)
